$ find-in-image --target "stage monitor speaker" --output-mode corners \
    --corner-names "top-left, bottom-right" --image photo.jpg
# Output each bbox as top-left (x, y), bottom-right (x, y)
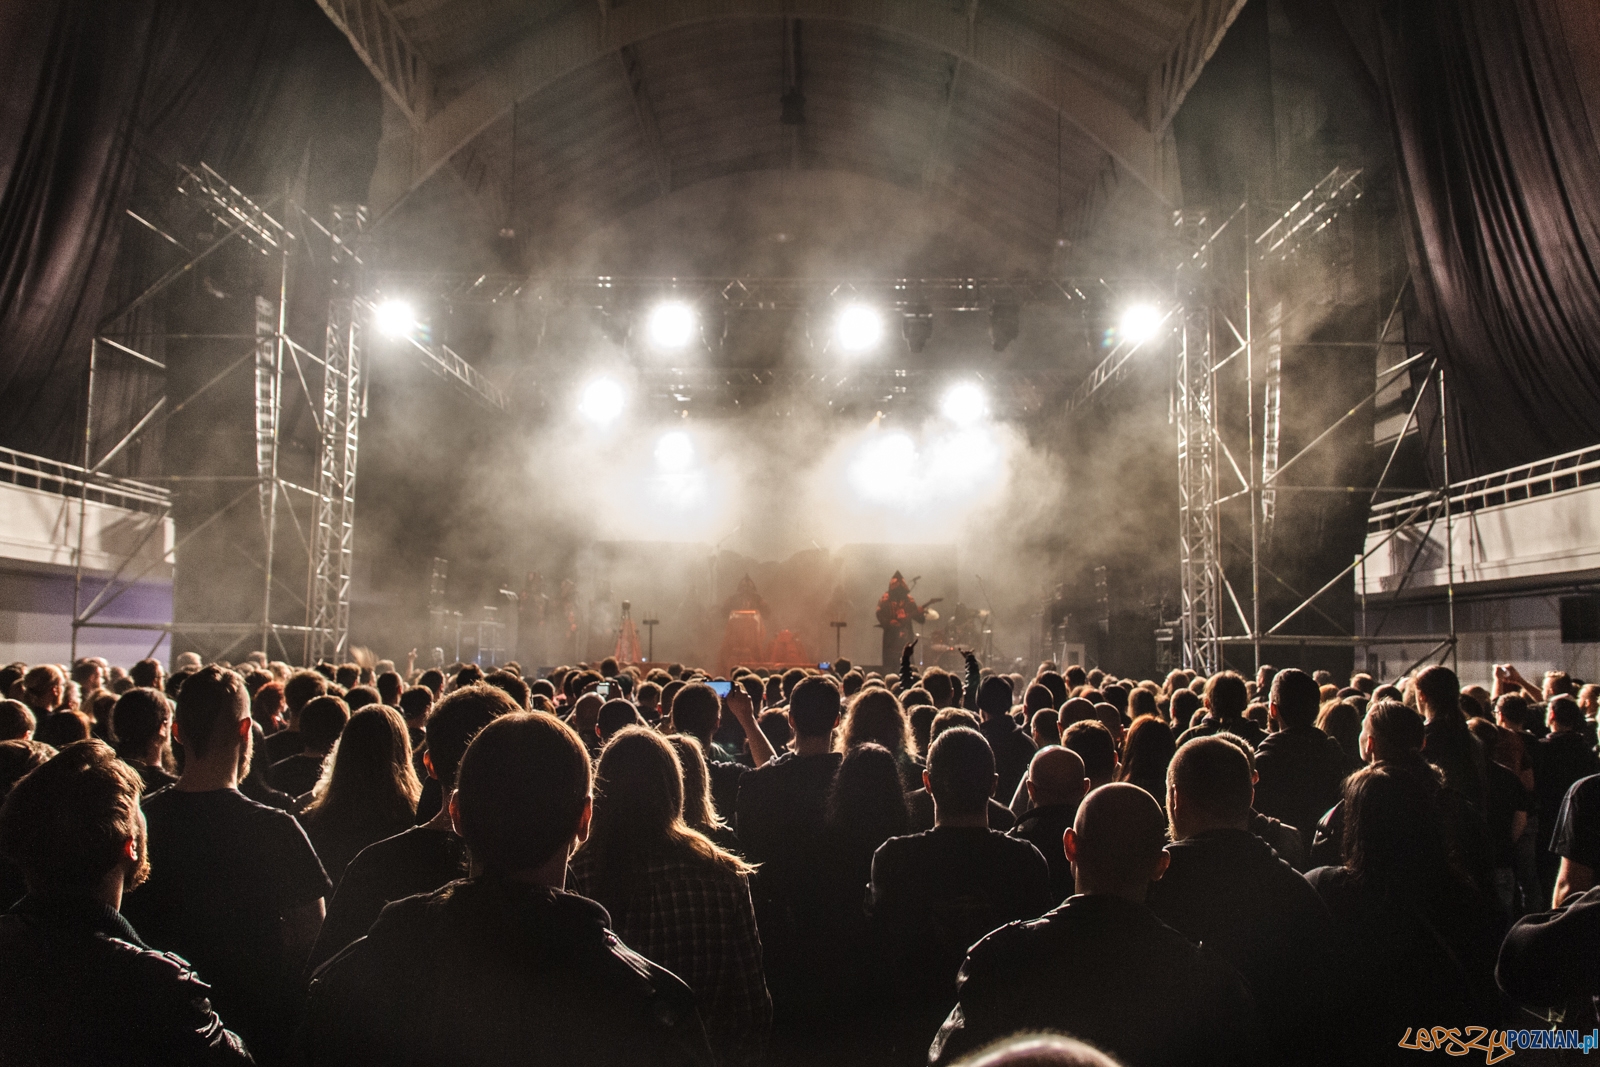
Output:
top-left (1559, 595), bottom-right (1600, 643)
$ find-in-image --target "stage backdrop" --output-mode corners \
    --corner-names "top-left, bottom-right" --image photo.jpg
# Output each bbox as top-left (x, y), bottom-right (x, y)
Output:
top-left (580, 541), bottom-right (958, 670)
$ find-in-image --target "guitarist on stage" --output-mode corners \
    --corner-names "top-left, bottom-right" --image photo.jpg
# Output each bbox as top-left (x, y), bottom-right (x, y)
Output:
top-left (876, 571), bottom-right (940, 670)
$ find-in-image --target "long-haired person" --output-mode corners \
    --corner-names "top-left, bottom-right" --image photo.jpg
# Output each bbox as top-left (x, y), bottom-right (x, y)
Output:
top-left (1118, 715), bottom-right (1176, 808)
top-left (301, 706), bottom-right (421, 884)
top-left (839, 687), bottom-right (920, 786)
top-left (569, 727), bottom-right (771, 1066)
top-left (665, 733), bottom-right (742, 855)
top-left (1307, 763), bottom-right (1507, 1062)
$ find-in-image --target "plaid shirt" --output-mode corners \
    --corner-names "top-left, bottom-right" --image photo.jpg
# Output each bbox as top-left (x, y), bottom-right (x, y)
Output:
top-left (571, 843), bottom-right (771, 1066)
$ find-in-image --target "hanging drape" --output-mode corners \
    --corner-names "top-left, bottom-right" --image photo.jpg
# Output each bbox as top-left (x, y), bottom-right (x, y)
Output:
top-left (1339, 0), bottom-right (1600, 477)
top-left (0, 0), bottom-right (377, 463)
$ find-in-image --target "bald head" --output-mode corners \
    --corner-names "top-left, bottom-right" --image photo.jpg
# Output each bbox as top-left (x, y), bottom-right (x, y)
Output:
top-left (1025, 746), bottom-right (1089, 810)
top-left (938, 1033), bottom-right (1124, 1067)
top-left (1063, 783), bottom-right (1170, 901)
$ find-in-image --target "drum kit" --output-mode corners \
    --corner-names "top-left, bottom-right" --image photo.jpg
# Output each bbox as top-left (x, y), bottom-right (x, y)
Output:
top-left (924, 602), bottom-right (992, 669)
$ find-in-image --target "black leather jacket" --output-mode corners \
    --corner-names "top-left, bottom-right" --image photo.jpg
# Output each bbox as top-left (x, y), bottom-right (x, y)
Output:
top-left (302, 877), bottom-right (713, 1067)
top-left (0, 893), bottom-right (252, 1066)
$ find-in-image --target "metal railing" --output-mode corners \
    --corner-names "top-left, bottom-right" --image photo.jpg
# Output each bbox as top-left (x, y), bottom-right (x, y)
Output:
top-left (0, 446), bottom-right (169, 514)
top-left (1370, 444), bottom-right (1600, 533)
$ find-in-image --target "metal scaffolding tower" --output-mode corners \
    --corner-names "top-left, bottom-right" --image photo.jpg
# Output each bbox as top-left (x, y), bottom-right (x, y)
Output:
top-left (308, 207), bottom-right (365, 662)
top-left (72, 165), bottom-right (503, 665)
top-left (1070, 165), bottom-right (1458, 676)
top-left (1175, 209), bottom-right (1222, 673)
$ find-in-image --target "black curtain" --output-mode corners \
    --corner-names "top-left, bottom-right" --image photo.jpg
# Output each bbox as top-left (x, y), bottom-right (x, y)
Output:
top-left (1339, 0), bottom-right (1600, 477)
top-left (0, 0), bottom-right (378, 462)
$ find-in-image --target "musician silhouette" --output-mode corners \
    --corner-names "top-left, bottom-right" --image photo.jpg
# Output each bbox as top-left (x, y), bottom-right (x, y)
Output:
top-left (875, 571), bottom-right (939, 669)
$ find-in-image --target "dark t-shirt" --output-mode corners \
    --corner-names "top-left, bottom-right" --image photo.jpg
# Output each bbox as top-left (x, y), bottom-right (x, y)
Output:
top-left (1482, 758), bottom-right (1534, 867)
top-left (130, 761), bottom-right (179, 794)
top-left (1533, 733), bottom-right (1600, 848)
top-left (1177, 714), bottom-right (1267, 750)
top-left (270, 752), bottom-right (326, 799)
top-left (734, 751), bottom-right (842, 868)
top-left (1551, 772), bottom-right (1600, 873)
top-left (261, 727), bottom-right (303, 766)
top-left (907, 787), bottom-right (1016, 833)
top-left (309, 825), bottom-right (466, 972)
top-left (868, 826), bottom-right (1053, 1005)
top-left (977, 718), bottom-right (1037, 803)
top-left (707, 759), bottom-right (749, 824)
top-left (123, 787), bottom-right (330, 1056)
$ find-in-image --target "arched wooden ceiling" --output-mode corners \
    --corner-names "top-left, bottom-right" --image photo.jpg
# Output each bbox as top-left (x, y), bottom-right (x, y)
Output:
top-left (318, 0), bottom-right (1244, 255)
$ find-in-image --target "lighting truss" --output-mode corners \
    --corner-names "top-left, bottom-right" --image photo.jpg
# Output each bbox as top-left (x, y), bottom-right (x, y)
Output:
top-left (71, 164), bottom-right (503, 665)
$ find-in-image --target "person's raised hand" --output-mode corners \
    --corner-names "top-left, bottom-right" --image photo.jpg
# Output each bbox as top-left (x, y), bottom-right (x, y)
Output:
top-left (726, 685), bottom-right (756, 724)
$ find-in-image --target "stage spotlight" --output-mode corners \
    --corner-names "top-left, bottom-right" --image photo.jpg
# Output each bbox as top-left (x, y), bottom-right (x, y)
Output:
top-left (647, 301), bottom-right (697, 351)
top-left (579, 377), bottom-right (625, 426)
top-left (373, 298), bottom-right (416, 338)
top-left (1119, 303), bottom-right (1163, 345)
top-left (901, 304), bottom-right (934, 354)
top-left (941, 382), bottom-right (989, 426)
top-left (989, 303), bottom-right (1020, 351)
top-left (654, 431), bottom-right (694, 471)
top-left (835, 303), bottom-right (885, 353)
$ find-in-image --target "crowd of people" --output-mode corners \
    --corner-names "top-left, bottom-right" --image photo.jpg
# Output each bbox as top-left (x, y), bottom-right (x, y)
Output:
top-left (0, 645), bottom-right (1597, 1066)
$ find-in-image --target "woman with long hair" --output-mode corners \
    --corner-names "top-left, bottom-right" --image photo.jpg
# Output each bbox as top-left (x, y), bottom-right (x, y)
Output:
top-left (1118, 714), bottom-right (1176, 808)
top-left (665, 732), bottom-right (742, 854)
top-left (1316, 699), bottom-right (1365, 773)
top-left (1307, 764), bottom-right (1507, 1062)
top-left (808, 743), bottom-right (909, 1037)
top-left (301, 705), bottom-right (420, 884)
top-left (839, 687), bottom-right (919, 787)
top-left (569, 727), bottom-right (770, 1066)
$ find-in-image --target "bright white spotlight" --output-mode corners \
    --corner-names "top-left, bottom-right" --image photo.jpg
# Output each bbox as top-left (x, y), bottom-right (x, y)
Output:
top-left (578, 377), bottom-right (625, 426)
top-left (647, 301), bottom-right (697, 350)
top-left (374, 298), bottom-right (416, 338)
top-left (655, 431), bottom-right (694, 470)
top-left (941, 382), bottom-right (989, 426)
top-left (835, 303), bottom-right (885, 353)
top-left (1119, 303), bottom-right (1163, 345)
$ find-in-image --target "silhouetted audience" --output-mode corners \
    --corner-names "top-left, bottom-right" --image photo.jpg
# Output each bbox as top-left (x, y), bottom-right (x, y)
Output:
top-left (1253, 669), bottom-right (1348, 851)
top-left (931, 783), bottom-right (1264, 1067)
top-left (570, 727), bottom-right (770, 1065)
top-left (271, 694), bottom-right (348, 800)
top-left (300, 705), bottom-right (421, 885)
top-left (1008, 745), bottom-right (1090, 903)
top-left (1146, 737), bottom-right (1342, 1066)
top-left (302, 712), bottom-right (713, 1066)
top-left (869, 726), bottom-right (1051, 1057)
top-left (6, 646), bottom-right (1596, 1067)
top-left (122, 666), bottom-right (330, 1063)
top-left (1308, 765), bottom-right (1508, 1063)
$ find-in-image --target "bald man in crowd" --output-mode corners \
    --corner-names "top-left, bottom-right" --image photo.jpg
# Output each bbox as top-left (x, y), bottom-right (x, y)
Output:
top-left (1009, 746), bottom-right (1091, 902)
top-left (931, 783), bottom-right (1263, 1067)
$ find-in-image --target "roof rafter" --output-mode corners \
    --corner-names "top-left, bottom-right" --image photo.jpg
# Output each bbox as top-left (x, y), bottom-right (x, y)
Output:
top-left (369, 0), bottom-right (1184, 222)
top-left (1146, 0), bottom-right (1250, 132)
top-left (313, 0), bottom-right (433, 124)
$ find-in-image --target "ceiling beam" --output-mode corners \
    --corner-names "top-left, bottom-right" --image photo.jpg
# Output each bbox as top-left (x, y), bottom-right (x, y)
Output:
top-left (921, 52), bottom-right (965, 192)
top-left (369, 0), bottom-right (1180, 221)
top-left (1146, 0), bottom-right (1249, 133)
top-left (313, 0), bottom-right (433, 125)
top-left (617, 45), bottom-right (673, 197)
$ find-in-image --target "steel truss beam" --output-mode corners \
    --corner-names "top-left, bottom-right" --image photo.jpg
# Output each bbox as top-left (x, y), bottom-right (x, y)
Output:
top-left (1079, 166), bottom-right (1452, 676)
top-left (373, 272), bottom-right (1114, 310)
top-left (72, 168), bottom-right (499, 665)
